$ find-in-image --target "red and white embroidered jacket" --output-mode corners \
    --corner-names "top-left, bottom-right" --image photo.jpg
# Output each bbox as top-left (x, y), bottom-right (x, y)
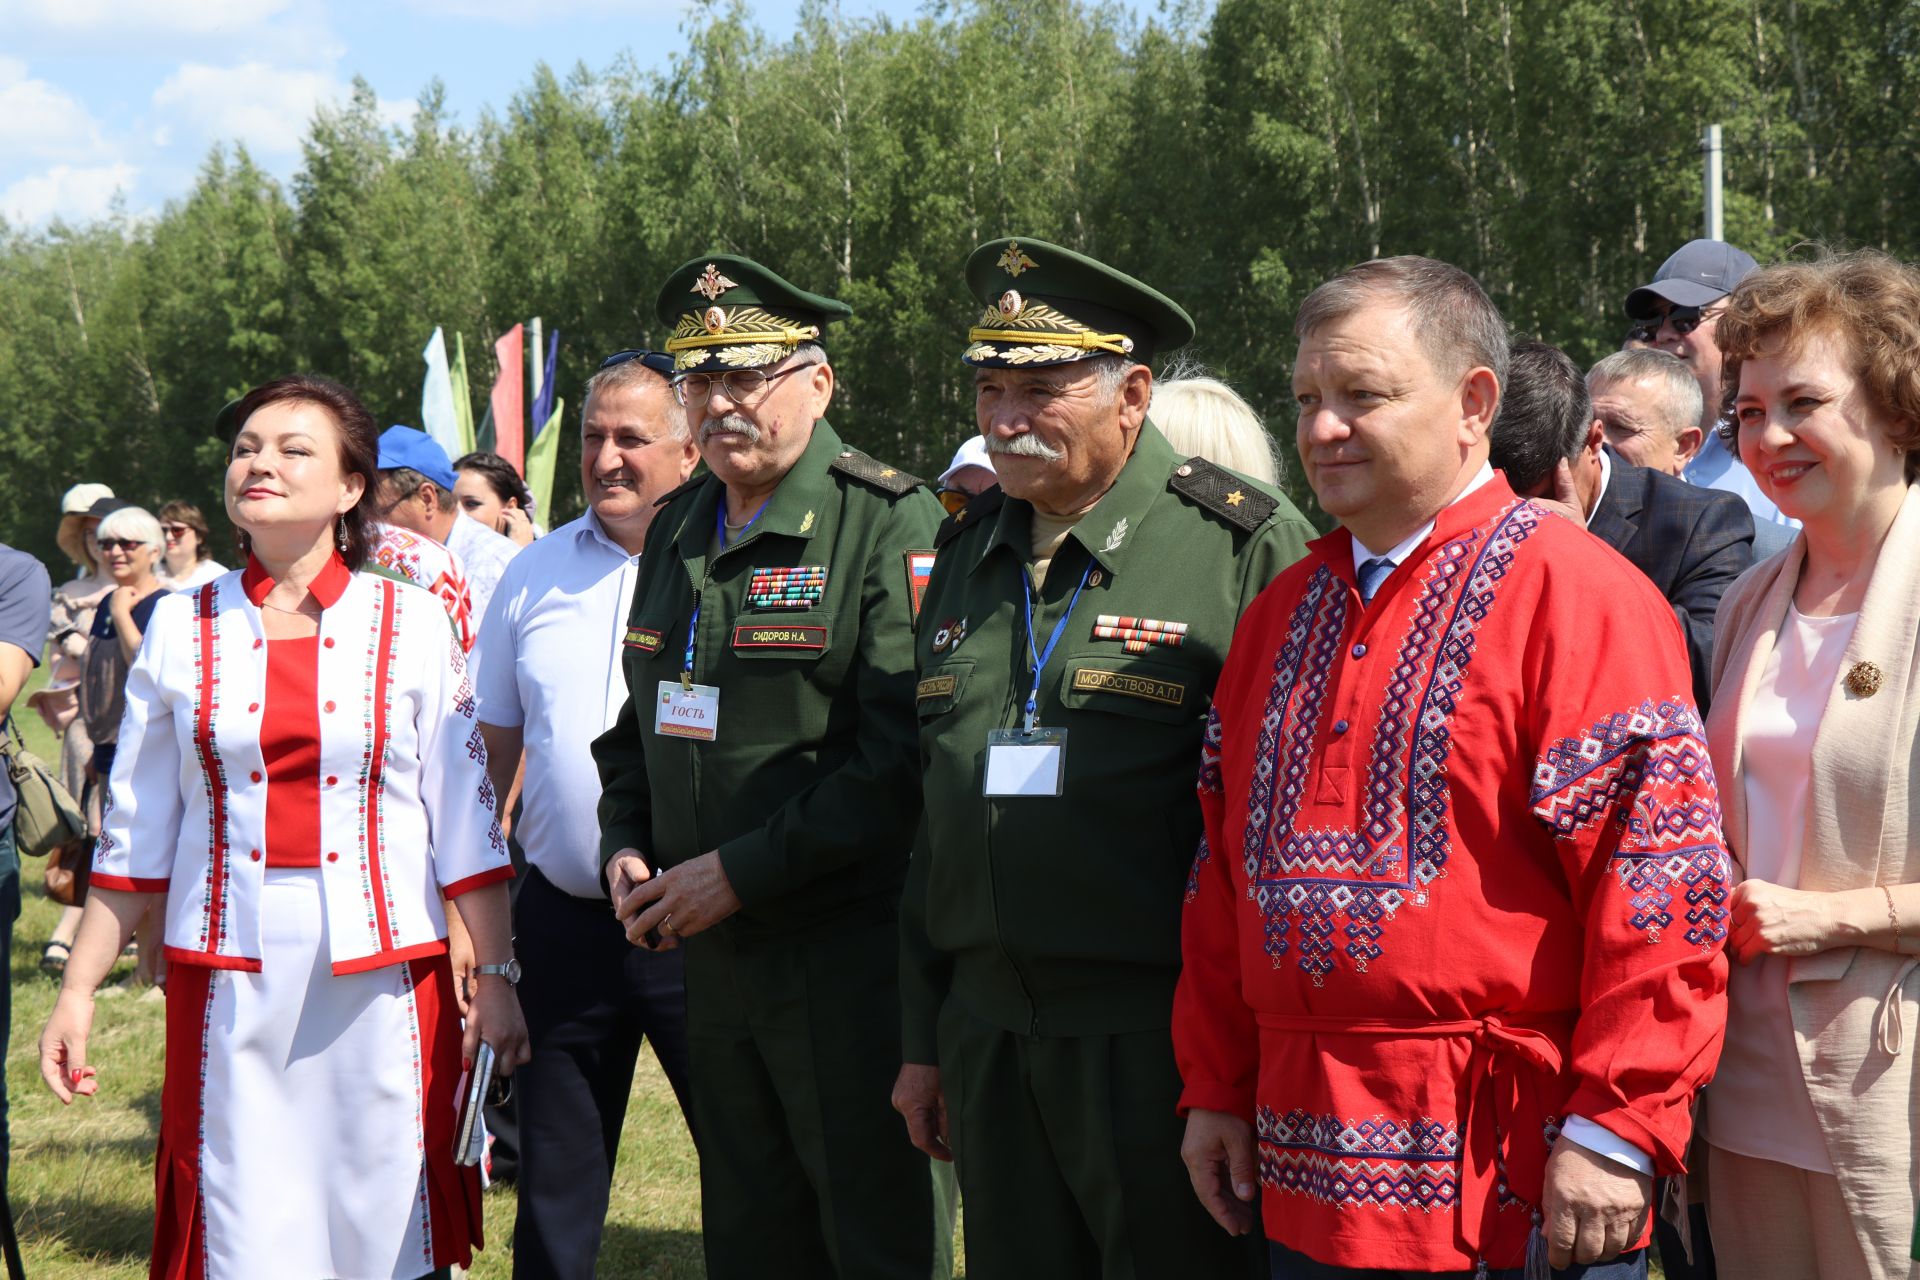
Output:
top-left (373, 523), bottom-right (476, 652)
top-left (93, 555), bottom-right (512, 975)
top-left (1174, 476), bottom-right (1731, 1272)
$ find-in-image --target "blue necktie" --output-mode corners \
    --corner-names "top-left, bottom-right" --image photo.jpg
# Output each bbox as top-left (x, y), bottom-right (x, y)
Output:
top-left (1357, 557), bottom-right (1394, 603)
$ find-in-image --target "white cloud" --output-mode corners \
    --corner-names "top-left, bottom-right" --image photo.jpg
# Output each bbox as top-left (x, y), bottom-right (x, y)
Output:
top-left (395, 0), bottom-right (660, 21)
top-left (0, 58), bottom-right (109, 161)
top-left (1, 162), bottom-right (138, 226)
top-left (0, 0), bottom-right (290, 35)
top-left (153, 61), bottom-right (414, 157)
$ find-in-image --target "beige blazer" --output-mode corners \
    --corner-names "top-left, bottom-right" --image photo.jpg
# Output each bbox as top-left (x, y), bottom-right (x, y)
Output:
top-left (1706, 484), bottom-right (1920, 1279)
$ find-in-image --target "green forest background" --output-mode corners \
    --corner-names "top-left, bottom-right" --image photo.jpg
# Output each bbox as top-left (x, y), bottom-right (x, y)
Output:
top-left (1, 0), bottom-right (1913, 568)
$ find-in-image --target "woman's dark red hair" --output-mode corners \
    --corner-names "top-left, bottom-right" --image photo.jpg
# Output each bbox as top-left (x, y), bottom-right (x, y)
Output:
top-left (229, 375), bottom-right (381, 571)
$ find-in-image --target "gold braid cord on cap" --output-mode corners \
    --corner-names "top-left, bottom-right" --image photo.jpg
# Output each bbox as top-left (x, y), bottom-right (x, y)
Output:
top-left (964, 296), bottom-right (1134, 365)
top-left (666, 305), bottom-right (822, 371)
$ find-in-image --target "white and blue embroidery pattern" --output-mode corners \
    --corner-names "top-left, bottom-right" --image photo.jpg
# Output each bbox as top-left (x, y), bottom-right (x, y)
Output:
top-left (1258, 1106), bottom-right (1461, 1212)
top-left (1242, 503), bottom-right (1542, 982)
top-left (1531, 699), bottom-right (1732, 949)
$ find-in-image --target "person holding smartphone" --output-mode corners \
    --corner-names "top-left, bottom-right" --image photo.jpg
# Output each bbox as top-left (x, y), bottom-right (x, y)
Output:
top-left (39, 374), bottom-right (528, 1280)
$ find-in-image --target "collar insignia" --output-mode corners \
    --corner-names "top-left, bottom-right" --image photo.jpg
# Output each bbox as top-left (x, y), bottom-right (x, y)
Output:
top-left (996, 242), bottom-right (1038, 277)
top-left (800, 510), bottom-right (816, 534)
top-left (1101, 517), bottom-right (1128, 553)
top-left (692, 262), bottom-right (738, 301)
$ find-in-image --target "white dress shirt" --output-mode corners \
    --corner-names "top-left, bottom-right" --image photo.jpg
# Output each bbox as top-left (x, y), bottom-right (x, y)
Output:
top-left (472, 511), bottom-right (642, 899)
top-left (1348, 459), bottom-right (1654, 1176)
top-left (445, 512), bottom-right (521, 632)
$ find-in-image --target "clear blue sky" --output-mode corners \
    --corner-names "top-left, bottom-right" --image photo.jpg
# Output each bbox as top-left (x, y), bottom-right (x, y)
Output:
top-left (0, 0), bottom-right (963, 227)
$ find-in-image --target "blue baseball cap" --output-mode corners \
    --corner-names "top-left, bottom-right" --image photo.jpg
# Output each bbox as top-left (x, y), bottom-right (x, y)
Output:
top-left (1625, 239), bottom-right (1759, 319)
top-left (377, 426), bottom-right (459, 491)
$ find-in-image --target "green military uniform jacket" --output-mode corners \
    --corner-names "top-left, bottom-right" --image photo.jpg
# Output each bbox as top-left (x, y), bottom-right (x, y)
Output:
top-left (901, 423), bottom-right (1313, 1058)
top-left (594, 419), bottom-right (946, 940)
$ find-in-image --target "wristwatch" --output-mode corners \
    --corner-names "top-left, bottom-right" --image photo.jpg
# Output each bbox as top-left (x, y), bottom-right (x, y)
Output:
top-left (475, 959), bottom-right (522, 986)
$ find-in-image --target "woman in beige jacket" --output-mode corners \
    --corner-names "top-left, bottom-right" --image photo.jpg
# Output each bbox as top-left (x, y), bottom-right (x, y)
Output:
top-left (1704, 250), bottom-right (1920, 1279)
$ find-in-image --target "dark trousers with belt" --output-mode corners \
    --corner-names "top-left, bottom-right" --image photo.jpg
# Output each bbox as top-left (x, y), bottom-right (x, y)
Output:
top-left (687, 914), bottom-right (934, 1280)
top-left (939, 997), bottom-right (1263, 1280)
top-left (510, 865), bottom-right (695, 1280)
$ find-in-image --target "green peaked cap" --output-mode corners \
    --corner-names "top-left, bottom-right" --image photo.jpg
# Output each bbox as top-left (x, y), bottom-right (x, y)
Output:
top-left (654, 253), bottom-right (853, 373)
top-left (961, 236), bottom-right (1195, 369)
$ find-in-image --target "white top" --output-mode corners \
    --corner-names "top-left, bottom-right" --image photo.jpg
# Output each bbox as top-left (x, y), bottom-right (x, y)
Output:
top-left (1706, 604), bottom-right (1857, 1172)
top-left (93, 565), bottom-right (512, 974)
top-left (167, 559), bottom-right (230, 590)
top-left (445, 512), bottom-right (521, 631)
top-left (1350, 458), bottom-right (1652, 1176)
top-left (472, 511), bottom-right (642, 899)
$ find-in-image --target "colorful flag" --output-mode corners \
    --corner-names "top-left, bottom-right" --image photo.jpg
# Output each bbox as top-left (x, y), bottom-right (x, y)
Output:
top-left (420, 328), bottom-right (462, 461)
top-left (450, 332), bottom-right (477, 457)
top-left (524, 397), bottom-right (565, 523)
top-left (530, 327), bottom-right (560, 437)
top-left (491, 324), bottom-right (526, 472)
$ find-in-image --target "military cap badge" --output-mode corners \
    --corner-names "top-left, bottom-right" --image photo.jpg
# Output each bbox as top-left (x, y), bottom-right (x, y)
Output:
top-left (961, 236), bottom-right (1195, 370)
top-left (656, 254), bottom-right (852, 373)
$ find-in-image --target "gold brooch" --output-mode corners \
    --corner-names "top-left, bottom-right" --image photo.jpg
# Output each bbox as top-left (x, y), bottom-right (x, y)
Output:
top-left (997, 242), bottom-right (1037, 277)
top-left (1846, 661), bottom-right (1885, 698)
top-left (692, 263), bottom-right (738, 300)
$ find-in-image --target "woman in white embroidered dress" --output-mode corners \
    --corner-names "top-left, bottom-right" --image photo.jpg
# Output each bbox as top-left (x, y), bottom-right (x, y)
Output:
top-left (38, 374), bottom-right (529, 1280)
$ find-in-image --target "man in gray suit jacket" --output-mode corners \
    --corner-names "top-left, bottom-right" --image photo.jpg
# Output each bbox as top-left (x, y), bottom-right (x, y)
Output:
top-left (1491, 340), bottom-right (1755, 714)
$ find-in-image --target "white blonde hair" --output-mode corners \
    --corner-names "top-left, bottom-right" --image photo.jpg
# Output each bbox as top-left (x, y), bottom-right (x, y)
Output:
top-left (95, 505), bottom-right (166, 557)
top-left (1149, 370), bottom-right (1281, 485)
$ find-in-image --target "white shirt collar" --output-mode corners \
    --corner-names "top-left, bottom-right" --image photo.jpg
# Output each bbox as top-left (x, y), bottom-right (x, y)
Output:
top-left (1584, 448), bottom-right (1613, 529)
top-left (1351, 462), bottom-right (1495, 576)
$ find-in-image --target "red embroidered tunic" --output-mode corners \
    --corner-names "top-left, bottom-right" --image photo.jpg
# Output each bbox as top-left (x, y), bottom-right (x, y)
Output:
top-left (260, 635), bottom-right (322, 868)
top-left (1173, 477), bottom-right (1731, 1272)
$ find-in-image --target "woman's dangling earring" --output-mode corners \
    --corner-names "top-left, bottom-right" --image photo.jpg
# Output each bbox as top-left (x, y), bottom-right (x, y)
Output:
top-left (335, 519), bottom-right (348, 554)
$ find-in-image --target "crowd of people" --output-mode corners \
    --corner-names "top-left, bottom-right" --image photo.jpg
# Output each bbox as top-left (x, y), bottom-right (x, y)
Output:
top-left (0, 228), bottom-right (1911, 1280)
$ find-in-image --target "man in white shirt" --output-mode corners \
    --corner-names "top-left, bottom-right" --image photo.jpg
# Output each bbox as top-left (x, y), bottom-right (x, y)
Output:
top-left (375, 424), bottom-right (521, 626)
top-left (471, 350), bottom-right (699, 1278)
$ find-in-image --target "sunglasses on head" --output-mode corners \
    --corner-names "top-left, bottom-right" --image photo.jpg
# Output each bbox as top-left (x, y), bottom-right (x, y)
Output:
top-left (599, 349), bottom-right (675, 375)
top-left (96, 538), bottom-right (146, 552)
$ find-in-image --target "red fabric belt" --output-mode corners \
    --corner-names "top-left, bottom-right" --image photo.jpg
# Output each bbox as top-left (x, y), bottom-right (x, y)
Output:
top-left (1255, 1011), bottom-right (1572, 1267)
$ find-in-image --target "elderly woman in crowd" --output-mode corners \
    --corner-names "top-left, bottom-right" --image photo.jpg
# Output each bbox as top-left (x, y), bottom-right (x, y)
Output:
top-left (157, 499), bottom-right (228, 589)
top-left (1703, 249), bottom-right (1920, 1279)
top-left (79, 504), bottom-right (171, 988)
top-left (40, 374), bottom-right (527, 1280)
top-left (35, 484), bottom-right (117, 972)
top-left (452, 450), bottom-right (539, 546)
top-left (1148, 367), bottom-right (1282, 485)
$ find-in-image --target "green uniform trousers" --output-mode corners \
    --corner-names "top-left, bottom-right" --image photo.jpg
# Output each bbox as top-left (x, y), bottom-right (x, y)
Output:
top-left (686, 915), bottom-right (934, 1280)
top-left (938, 997), bottom-right (1262, 1280)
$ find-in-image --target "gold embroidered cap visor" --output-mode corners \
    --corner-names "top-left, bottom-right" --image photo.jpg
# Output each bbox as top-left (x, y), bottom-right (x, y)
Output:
top-left (961, 236), bottom-right (1195, 369)
top-left (654, 253), bottom-right (853, 373)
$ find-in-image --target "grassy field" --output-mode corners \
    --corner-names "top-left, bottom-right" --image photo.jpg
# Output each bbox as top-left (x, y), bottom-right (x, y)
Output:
top-left (4, 663), bottom-right (706, 1278)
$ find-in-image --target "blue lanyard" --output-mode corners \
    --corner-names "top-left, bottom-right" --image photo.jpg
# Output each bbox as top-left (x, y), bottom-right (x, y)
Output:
top-left (1020, 560), bottom-right (1094, 732)
top-left (683, 498), bottom-right (770, 686)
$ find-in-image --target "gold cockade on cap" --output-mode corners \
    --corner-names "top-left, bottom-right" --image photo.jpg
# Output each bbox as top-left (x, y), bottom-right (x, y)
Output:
top-left (691, 263), bottom-right (739, 301)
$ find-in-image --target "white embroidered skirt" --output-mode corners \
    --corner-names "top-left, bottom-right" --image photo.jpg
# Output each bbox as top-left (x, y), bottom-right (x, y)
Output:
top-left (152, 868), bottom-right (479, 1280)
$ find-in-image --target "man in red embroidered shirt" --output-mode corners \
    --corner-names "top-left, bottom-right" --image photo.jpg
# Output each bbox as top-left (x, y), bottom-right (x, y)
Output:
top-left (1174, 257), bottom-right (1732, 1279)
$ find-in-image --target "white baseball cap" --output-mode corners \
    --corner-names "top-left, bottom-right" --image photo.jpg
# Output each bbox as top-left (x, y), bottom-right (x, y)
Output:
top-left (938, 436), bottom-right (995, 486)
top-left (61, 483), bottom-right (114, 515)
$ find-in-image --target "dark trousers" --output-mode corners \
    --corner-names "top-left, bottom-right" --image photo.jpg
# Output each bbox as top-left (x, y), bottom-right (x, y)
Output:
top-left (939, 998), bottom-right (1262, 1280)
top-left (509, 866), bottom-right (694, 1280)
top-left (687, 915), bottom-right (933, 1280)
top-left (1268, 1240), bottom-right (1647, 1279)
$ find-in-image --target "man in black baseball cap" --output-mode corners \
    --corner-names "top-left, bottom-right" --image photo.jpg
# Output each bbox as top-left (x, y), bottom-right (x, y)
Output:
top-left (1624, 238), bottom-right (1795, 553)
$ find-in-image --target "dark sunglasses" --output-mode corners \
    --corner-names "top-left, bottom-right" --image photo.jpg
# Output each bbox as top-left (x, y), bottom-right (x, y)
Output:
top-left (1627, 304), bottom-right (1717, 345)
top-left (162, 524), bottom-right (191, 537)
top-left (96, 538), bottom-right (147, 552)
top-left (599, 349), bottom-right (676, 376)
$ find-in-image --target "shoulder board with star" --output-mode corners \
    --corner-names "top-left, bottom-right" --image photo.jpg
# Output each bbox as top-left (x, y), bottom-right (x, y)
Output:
top-left (651, 472), bottom-right (711, 508)
top-left (1167, 457), bottom-right (1279, 532)
top-left (936, 485), bottom-right (1005, 549)
top-left (829, 448), bottom-right (924, 496)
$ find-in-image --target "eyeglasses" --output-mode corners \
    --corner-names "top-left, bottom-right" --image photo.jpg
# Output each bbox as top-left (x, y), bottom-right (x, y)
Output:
top-left (936, 488), bottom-right (970, 516)
top-left (96, 538), bottom-right (146, 552)
top-left (673, 363), bottom-right (810, 408)
top-left (162, 524), bottom-right (190, 538)
top-left (1628, 304), bottom-right (1720, 345)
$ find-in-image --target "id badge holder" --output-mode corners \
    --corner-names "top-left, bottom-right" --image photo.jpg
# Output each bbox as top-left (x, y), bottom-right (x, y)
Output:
top-left (984, 727), bottom-right (1067, 797)
top-left (656, 679), bottom-right (720, 741)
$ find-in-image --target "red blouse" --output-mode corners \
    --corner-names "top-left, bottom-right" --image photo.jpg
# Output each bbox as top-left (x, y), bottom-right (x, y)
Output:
top-left (260, 635), bottom-right (323, 867)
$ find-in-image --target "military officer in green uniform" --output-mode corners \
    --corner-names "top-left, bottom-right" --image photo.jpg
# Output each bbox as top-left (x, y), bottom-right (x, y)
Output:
top-left (594, 254), bottom-right (944, 1279)
top-left (892, 238), bottom-right (1314, 1278)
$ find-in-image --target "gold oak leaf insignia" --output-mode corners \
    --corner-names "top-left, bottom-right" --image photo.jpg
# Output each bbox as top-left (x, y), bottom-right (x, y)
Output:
top-left (997, 243), bottom-right (1038, 277)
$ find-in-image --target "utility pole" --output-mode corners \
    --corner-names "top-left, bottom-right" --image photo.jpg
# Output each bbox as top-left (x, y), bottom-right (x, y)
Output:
top-left (1702, 123), bottom-right (1724, 241)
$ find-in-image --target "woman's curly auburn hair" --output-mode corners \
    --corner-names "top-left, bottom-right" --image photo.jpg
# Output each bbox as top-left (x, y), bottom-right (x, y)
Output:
top-left (1716, 248), bottom-right (1920, 483)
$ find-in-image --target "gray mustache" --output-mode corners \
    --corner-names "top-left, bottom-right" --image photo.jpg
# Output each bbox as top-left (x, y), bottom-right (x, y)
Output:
top-left (986, 433), bottom-right (1064, 461)
top-left (699, 414), bottom-right (761, 445)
